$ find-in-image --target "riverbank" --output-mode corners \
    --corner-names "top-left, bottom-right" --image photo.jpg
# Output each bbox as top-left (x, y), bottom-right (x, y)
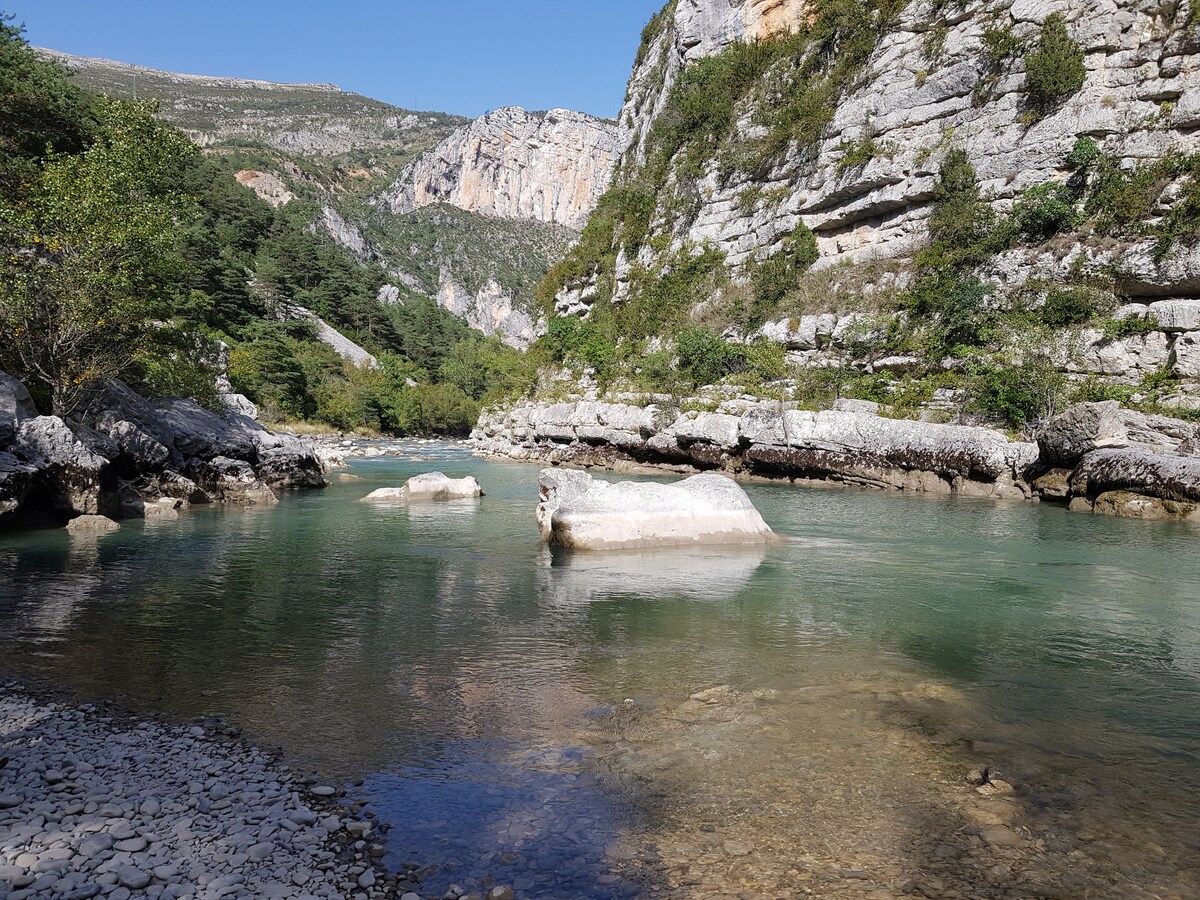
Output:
top-left (0, 680), bottom-right (456, 900)
top-left (470, 396), bottom-right (1200, 520)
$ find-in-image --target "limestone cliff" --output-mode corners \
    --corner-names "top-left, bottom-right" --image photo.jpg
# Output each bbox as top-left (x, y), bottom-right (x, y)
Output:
top-left (612, 0), bottom-right (1199, 273)
top-left (376, 107), bottom-right (622, 230)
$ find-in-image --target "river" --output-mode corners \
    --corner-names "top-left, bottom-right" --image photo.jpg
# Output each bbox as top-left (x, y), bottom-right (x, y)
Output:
top-left (1, 442), bottom-right (1197, 898)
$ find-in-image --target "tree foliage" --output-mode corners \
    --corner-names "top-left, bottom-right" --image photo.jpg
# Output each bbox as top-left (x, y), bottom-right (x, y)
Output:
top-left (1023, 13), bottom-right (1086, 114)
top-left (0, 97), bottom-right (196, 414)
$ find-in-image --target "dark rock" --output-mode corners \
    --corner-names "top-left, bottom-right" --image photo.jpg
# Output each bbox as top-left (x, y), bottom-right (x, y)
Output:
top-left (1037, 401), bottom-right (1200, 468)
top-left (0, 371), bottom-right (37, 445)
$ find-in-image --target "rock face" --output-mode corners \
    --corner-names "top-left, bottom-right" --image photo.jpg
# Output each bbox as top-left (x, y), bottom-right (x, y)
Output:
top-left (474, 397), bottom-right (1037, 499)
top-left (361, 472), bottom-right (483, 503)
top-left (377, 107), bottom-right (622, 230)
top-left (0, 373), bottom-right (325, 531)
top-left (437, 278), bottom-right (541, 350)
top-left (478, 395), bottom-right (1200, 520)
top-left (612, 0), bottom-right (1200, 275)
top-left (1035, 402), bottom-right (1200, 519)
top-left (536, 468), bottom-right (773, 549)
top-left (234, 169), bottom-right (296, 207)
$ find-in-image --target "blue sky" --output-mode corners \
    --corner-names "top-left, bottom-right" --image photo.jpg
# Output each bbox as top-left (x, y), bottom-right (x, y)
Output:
top-left (12, 1), bottom-right (666, 118)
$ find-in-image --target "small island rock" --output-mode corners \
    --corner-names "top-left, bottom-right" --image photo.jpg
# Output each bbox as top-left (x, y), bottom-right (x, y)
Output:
top-left (361, 472), bottom-right (483, 502)
top-left (537, 468), bottom-right (773, 550)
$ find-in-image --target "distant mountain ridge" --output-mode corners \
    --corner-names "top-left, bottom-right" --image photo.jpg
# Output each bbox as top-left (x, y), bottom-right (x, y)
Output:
top-left (40, 48), bottom-right (618, 348)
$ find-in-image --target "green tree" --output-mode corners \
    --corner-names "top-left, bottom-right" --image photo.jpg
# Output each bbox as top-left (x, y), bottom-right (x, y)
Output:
top-left (0, 15), bottom-right (95, 196)
top-left (0, 97), bottom-right (197, 414)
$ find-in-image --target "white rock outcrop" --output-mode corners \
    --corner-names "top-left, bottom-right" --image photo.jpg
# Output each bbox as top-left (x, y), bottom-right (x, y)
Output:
top-left (377, 107), bottom-right (621, 230)
top-left (361, 472), bottom-right (483, 503)
top-left (536, 468), bottom-right (773, 550)
top-left (613, 0), bottom-right (1200, 275)
top-left (437, 278), bottom-right (541, 350)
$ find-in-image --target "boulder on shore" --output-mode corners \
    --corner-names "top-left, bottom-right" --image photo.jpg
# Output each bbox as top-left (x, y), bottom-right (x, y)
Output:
top-left (537, 468), bottom-right (773, 550)
top-left (361, 472), bottom-right (483, 503)
top-left (0, 371), bottom-right (325, 530)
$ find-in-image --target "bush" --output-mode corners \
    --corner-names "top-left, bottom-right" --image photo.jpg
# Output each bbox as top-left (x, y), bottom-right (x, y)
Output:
top-left (1101, 314), bottom-right (1157, 340)
top-left (923, 149), bottom-right (1001, 267)
top-left (675, 327), bottom-right (745, 387)
top-left (1014, 182), bottom-right (1080, 241)
top-left (1039, 286), bottom-right (1102, 326)
top-left (982, 23), bottom-right (1023, 65)
top-left (1065, 136), bottom-right (1100, 170)
top-left (970, 360), bottom-right (1065, 428)
top-left (1024, 13), bottom-right (1086, 114)
top-left (394, 383), bottom-right (480, 436)
top-left (750, 223), bottom-right (819, 317)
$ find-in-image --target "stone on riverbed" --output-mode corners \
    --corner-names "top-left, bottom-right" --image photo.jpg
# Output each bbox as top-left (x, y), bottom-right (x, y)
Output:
top-left (537, 468), bottom-right (773, 550)
top-left (65, 514), bottom-right (120, 534)
top-left (361, 471), bottom-right (483, 502)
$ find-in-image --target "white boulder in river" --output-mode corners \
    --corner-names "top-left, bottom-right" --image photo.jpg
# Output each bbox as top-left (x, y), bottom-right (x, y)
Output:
top-left (537, 468), bottom-right (773, 550)
top-left (361, 471), bottom-right (483, 502)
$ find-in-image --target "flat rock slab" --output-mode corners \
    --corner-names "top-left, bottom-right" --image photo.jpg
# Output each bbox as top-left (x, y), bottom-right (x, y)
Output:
top-left (537, 468), bottom-right (773, 550)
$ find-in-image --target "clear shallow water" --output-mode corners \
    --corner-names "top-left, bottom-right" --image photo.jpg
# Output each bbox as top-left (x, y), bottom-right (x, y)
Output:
top-left (1, 443), bottom-right (1199, 897)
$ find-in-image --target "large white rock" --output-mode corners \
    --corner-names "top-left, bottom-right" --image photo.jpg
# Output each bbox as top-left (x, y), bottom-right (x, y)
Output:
top-left (536, 468), bottom-right (773, 550)
top-left (361, 472), bottom-right (483, 502)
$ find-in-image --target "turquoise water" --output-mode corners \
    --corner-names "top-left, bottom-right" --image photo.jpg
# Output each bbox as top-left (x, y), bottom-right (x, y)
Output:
top-left (1, 443), bottom-right (1198, 896)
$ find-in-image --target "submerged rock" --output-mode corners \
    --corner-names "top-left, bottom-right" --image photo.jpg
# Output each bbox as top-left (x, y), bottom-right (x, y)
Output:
top-left (536, 468), bottom-right (773, 550)
top-left (361, 472), bottom-right (483, 502)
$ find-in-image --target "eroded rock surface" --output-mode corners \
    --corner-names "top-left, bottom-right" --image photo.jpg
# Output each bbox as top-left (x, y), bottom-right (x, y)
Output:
top-left (537, 468), bottom-right (772, 550)
top-left (0, 373), bottom-right (325, 531)
top-left (377, 107), bottom-right (621, 230)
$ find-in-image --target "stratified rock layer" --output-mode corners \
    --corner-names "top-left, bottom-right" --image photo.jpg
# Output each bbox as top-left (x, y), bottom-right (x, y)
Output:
top-left (378, 107), bottom-right (621, 230)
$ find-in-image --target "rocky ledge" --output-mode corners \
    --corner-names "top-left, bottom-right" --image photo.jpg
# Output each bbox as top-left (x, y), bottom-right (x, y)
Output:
top-left (0, 374), bottom-right (325, 531)
top-left (472, 397), bottom-right (1200, 520)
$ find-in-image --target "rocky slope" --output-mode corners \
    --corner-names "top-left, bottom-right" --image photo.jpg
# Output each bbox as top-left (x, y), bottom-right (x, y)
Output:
top-left (376, 106), bottom-right (622, 230)
top-left (0, 374), bottom-right (325, 531)
top-left (609, 0), bottom-right (1199, 274)
top-left (39, 49), bottom-right (464, 158)
top-left (45, 51), bottom-right (590, 347)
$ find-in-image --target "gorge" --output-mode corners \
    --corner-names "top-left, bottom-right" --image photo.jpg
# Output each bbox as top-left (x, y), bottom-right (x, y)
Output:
top-left (3, 1), bottom-right (1200, 899)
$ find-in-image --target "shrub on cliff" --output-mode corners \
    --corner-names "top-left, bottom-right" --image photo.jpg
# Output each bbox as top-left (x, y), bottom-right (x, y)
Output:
top-left (749, 223), bottom-right (820, 320)
top-left (1024, 13), bottom-right (1086, 114)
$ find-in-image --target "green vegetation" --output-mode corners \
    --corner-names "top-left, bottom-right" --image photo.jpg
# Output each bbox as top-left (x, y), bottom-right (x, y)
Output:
top-left (0, 21), bottom-right (529, 435)
top-left (749, 223), bottom-right (820, 321)
top-left (539, 0), bottom-right (909, 322)
top-left (1023, 13), bottom-right (1086, 116)
top-left (835, 137), bottom-right (881, 173)
top-left (0, 93), bottom-right (196, 414)
top-left (362, 203), bottom-right (573, 315)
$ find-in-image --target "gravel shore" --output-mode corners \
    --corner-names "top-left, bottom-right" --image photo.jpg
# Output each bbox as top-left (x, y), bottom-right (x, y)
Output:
top-left (0, 685), bottom-right (407, 900)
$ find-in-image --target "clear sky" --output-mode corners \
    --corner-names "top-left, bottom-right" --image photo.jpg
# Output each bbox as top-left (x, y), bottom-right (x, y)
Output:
top-left (10, 0), bottom-right (667, 119)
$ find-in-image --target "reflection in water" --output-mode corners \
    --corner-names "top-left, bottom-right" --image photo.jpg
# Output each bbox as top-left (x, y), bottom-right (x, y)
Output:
top-left (1, 450), bottom-right (1199, 895)
top-left (538, 544), bottom-right (766, 604)
top-left (364, 742), bottom-right (642, 900)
